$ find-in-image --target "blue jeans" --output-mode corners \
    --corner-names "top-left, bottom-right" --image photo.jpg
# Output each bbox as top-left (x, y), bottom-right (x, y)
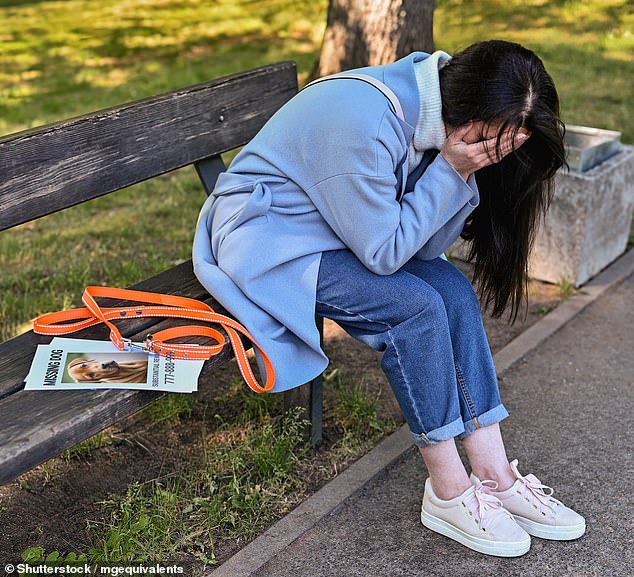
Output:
top-left (315, 249), bottom-right (509, 448)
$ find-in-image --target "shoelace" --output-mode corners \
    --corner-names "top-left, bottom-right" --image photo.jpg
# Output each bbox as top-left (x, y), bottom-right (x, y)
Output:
top-left (510, 459), bottom-right (558, 515)
top-left (464, 479), bottom-right (508, 531)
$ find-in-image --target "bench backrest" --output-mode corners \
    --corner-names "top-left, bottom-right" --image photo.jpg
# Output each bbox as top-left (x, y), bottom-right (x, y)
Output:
top-left (0, 61), bottom-right (298, 231)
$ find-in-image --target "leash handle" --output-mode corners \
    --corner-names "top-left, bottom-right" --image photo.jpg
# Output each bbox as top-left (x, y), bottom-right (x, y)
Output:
top-left (33, 286), bottom-right (275, 393)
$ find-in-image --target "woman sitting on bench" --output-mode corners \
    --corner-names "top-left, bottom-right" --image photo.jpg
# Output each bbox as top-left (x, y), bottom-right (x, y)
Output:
top-left (193, 39), bottom-right (585, 557)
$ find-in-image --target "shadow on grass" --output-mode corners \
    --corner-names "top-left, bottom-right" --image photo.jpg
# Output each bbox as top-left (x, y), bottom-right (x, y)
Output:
top-left (0, 0), bottom-right (48, 7)
top-left (0, 0), bottom-right (327, 134)
top-left (0, 38), bottom-right (313, 136)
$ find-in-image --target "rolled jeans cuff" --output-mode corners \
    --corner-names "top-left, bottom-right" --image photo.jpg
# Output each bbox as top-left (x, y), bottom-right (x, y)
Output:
top-left (457, 403), bottom-right (510, 440)
top-left (409, 415), bottom-right (465, 448)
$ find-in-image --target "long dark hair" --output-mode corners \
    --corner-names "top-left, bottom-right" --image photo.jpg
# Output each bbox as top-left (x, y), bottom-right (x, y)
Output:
top-left (439, 40), bottom-right (567, 323)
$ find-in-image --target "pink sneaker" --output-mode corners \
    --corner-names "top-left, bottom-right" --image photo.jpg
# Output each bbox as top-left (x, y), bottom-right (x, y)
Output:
top-left (470, 459), bottom-right (586, 541)
top-left (421, 477), bottom-right (531, 557)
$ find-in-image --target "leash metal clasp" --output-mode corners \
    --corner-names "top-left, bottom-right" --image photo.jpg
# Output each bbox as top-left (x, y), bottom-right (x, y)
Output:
top-left (121, 338), bottom-right (153, 353)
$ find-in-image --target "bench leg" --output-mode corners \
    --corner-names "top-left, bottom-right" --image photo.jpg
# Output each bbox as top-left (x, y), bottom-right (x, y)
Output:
top-left (282, 315), bottom-right (324, 447)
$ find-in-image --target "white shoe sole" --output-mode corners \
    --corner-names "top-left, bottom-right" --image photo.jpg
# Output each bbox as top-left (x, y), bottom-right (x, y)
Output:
top-left (421, 508), bottom-right (531, 557)
top-left (513, 515), bottom-right (586, 540)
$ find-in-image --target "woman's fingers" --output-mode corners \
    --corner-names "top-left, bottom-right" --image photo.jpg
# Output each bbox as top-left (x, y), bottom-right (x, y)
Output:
top-left (475, 130), bottom-right (530, 166)
top-left (440, 122), bottom-right (531, 179)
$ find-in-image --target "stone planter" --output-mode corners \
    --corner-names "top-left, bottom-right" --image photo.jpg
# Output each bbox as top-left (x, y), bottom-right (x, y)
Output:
top-left (564, 124), bottom-right (622, 172)
top-left (449, 126), bottom-right (634, 287)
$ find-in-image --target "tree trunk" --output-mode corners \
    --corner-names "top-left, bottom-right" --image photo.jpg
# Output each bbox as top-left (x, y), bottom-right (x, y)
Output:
top-left (313, 0), bottom-right (435, 80)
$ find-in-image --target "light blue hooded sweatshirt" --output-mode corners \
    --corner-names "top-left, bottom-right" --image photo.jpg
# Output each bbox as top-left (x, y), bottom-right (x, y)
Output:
top-left (192, 51), bottom-right (480, 393)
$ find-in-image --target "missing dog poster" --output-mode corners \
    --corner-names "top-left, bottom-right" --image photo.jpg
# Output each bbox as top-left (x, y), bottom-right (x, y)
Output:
top-left (24, 337), bottom-right (204, 392)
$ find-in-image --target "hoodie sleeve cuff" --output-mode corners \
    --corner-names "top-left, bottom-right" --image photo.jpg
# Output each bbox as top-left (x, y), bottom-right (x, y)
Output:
top-left (466, 172), bottom-right (480, 208)
top-left (434, 153), bottom-right (480, 207)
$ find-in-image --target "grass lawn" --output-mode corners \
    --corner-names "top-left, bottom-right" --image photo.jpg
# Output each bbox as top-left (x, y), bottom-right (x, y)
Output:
top-left (1, 0), bottom-right (632, 339)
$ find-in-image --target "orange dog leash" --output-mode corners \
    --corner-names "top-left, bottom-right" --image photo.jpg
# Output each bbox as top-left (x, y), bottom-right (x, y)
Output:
top-left (32, 286), bottom-right (275, 393)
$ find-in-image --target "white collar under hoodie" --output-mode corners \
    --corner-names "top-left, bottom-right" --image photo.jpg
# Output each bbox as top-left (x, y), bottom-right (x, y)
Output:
top-left (408, 50), bottom-right (452, 174)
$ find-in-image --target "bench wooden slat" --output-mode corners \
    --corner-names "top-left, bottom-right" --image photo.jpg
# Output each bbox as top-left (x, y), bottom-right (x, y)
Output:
top-left (0, 61), bottom-right (297, 231)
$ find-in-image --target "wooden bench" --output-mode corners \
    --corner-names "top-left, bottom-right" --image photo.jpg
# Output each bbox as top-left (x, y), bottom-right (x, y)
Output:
top-left (0, 61), bottom-right (325, 487)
